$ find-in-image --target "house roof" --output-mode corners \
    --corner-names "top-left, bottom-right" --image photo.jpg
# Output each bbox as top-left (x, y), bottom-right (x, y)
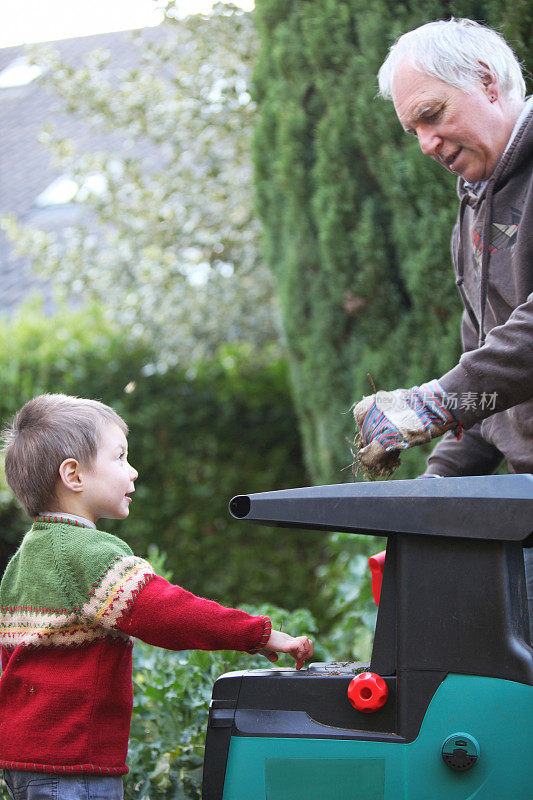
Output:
top-left (0, 26), bottom-right (166, 315)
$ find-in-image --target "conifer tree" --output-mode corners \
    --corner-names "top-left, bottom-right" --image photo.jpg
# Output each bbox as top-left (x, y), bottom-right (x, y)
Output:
top-left (253, 0), bottom-right (532, 482)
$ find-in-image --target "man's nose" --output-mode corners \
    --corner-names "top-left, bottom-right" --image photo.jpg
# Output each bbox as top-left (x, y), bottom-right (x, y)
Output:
top-left (417, 127), bottom-right (442, 156)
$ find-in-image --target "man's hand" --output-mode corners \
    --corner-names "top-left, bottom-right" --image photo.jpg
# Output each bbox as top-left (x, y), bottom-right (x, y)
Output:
top-left (352, 379), bottom-right (460, 474)
top-left (259, 629), bottom-right (313, 670)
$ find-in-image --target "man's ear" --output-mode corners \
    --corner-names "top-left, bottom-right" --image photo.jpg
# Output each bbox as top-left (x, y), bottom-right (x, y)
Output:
top-left (478, 62), bottom-right (499, 100)
top-left (58, 458), bottom-right (84, 493)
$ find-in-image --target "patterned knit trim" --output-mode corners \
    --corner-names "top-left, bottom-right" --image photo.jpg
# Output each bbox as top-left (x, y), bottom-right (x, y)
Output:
top-left (1, 604), bottom-right (79, 615)
top-left (247, 616), bottom-right (272, 653)
top-left (0, 622), bottom-right (131, 650)
top-left (0, 556), bottom-right (155, 648)
top-left (34, 515), bottom-right (92, 528)
top-left (85, 556), bottom-right (155, 628)
top-left (0, 760), bottom-right (128, 776)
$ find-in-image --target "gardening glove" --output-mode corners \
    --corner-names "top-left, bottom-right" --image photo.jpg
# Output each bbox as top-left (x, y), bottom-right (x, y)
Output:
top-left (352, 379), bottom-right (461, 475)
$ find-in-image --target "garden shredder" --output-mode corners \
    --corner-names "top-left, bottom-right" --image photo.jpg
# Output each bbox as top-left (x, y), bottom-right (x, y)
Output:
top-left (201, 474), bottom-right (533, 799)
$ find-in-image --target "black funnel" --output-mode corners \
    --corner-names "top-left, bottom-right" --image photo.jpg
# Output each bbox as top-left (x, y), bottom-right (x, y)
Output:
top-left (229, 475), bottom-right (533, 542)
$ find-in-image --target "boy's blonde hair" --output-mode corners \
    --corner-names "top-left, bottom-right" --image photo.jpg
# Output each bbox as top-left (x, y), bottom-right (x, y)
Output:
top-left (1, 394), bottom-right (128, 518)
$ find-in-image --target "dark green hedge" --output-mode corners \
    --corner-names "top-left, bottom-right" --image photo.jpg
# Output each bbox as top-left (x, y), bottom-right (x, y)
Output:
top-left (0, 302), bottom-right (325, 616)
top-left (252, 0), bottom-right (532, 483)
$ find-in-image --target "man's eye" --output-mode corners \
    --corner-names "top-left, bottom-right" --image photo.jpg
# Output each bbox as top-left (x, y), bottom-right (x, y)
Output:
top-left (426, 108), bottom-right (442, 122)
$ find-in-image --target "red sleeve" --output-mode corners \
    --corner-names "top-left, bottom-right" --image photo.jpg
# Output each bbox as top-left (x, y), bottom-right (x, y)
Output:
top-left (115, 574), bottom-right (271, 653)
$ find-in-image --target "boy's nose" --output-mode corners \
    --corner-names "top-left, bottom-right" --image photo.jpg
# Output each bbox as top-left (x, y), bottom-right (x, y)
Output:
top-left (129, 464), bottom-right (139, 482)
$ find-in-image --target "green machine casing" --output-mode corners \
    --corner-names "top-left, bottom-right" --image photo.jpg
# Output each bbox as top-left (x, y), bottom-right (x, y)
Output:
top-left (202, 475), bottom-right (533, 799)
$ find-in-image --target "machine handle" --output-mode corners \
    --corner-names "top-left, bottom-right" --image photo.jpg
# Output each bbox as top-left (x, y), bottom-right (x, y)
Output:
top-left (369, 551), bottom-right (386, 606)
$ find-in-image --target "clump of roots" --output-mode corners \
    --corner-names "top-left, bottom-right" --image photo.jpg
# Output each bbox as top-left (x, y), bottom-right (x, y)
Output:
top-left (346, 430), bottom-right (401, 482)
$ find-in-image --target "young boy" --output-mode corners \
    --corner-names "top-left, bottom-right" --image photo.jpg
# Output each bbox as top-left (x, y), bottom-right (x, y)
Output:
top-left (0, 394), bottom-right (313, 799)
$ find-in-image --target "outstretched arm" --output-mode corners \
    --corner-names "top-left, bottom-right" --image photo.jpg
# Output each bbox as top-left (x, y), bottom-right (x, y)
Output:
top-left (115, 573), bottom-right (313, 668)
top-left (352, 292), bottom-right (533, 476)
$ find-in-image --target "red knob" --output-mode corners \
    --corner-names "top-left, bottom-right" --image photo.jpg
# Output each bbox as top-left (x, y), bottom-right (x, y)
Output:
top-left (347, 672), bottom-right (388, 713)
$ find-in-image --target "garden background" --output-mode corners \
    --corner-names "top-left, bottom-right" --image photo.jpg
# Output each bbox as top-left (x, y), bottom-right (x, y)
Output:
top-left (0, 1), bottom-right (531, 797)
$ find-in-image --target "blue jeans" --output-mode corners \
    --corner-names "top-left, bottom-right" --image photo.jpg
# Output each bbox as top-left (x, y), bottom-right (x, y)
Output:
top-left (2, 772), bottom-right (123, 800)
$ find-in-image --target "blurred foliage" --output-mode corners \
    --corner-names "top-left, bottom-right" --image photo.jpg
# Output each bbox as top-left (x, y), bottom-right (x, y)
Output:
top-left (2, 3), bottom-right (279, 369)
top-left (318, 532), bottom-right (385, 661)
top-left (253, 0), bottom-right (532, 484)
top-left (0, 302), bottom-right (330, 619)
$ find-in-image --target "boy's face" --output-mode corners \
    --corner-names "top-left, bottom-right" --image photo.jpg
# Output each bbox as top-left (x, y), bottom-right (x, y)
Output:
top-left (78, 422), bottom-right (138, 524)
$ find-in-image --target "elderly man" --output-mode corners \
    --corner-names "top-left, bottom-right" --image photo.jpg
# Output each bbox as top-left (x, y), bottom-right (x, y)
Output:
top-left (352, 19), bottom-right (532, 634)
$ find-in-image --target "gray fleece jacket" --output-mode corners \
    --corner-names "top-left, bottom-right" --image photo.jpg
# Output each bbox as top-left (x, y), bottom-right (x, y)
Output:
top-left (427, 103), bottom-right (533, 476)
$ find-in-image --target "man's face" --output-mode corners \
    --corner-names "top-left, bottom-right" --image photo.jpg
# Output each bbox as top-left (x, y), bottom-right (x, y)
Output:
top-left (79, 423), bottom-right (138, 524)
top-left (392, 60), bottom-right (512, 182)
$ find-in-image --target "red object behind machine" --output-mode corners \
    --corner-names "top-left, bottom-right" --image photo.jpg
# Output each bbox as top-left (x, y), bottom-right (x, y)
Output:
top-left (369, 550), bottom-right (386, 605)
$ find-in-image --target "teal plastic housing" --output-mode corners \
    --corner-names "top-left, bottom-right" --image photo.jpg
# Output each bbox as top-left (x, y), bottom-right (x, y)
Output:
top-left (221, 674), bottom-right (533, 800)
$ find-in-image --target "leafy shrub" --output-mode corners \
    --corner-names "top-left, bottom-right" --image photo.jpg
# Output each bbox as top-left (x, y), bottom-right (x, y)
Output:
top-left (318, 533), bottom-right (382, 661)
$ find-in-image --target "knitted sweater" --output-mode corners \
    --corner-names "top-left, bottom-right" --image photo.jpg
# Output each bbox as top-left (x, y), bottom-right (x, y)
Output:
top-left (0, 517), bottom-right (271, 775)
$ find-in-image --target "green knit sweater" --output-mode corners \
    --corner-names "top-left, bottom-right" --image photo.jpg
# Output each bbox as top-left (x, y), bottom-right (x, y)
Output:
top-left (0, 517), bottom-right (153, 648)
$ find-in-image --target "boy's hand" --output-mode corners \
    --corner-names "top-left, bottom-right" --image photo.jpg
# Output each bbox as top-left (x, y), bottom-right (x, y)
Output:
top-left (259, 629), bottom-right (313, 670)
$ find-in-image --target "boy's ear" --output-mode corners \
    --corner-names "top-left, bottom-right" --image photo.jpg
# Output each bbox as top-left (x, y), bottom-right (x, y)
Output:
top-left (58, 458), bottom-right (84, 493)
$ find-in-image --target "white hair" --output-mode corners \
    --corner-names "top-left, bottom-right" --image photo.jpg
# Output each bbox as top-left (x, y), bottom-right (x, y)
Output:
top-left (378, 18), bottom-right (526, 103)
